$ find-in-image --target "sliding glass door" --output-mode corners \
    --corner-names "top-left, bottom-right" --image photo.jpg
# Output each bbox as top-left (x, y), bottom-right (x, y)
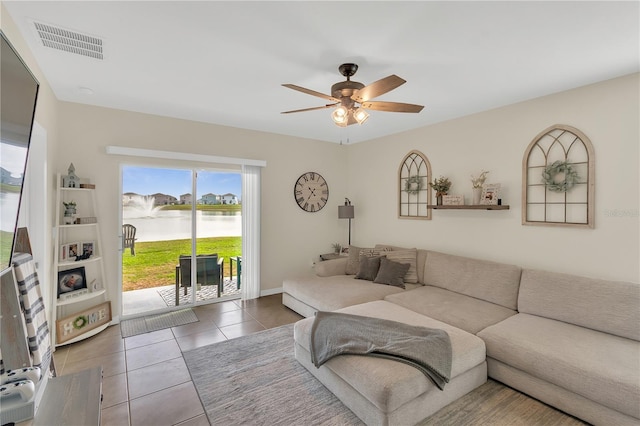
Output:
top-left (121, 166), bottom-right (242, 317)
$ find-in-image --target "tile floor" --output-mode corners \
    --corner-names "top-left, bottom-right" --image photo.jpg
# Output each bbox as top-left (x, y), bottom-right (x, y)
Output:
top-left (52, 294), bottom-right (303, 426)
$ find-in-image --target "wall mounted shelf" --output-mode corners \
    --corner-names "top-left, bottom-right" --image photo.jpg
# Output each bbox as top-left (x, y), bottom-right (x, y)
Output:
top-left (428, 205), bottom-right (510, 210)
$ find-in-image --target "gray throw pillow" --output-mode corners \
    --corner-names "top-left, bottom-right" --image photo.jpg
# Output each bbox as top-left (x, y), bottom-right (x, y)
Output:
top-left (355, 255), bottom-right (383, 281)
top-left (374, 257), bottom-right (410, 288)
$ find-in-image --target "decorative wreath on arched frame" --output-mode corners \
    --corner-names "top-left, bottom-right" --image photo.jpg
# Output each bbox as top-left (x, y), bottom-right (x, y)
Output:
top-left (522, 124), bottom-right (595, 228)
top-left (404, 175), bottom-right (424, 195)
top-left (398, 150), bottom-right (432, 219)
top-left (542, 161), bottom-right (580, 193)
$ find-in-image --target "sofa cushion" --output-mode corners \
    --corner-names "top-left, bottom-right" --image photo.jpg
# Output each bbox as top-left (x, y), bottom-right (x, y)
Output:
top-left (355, 255), bottom-right (382, 281)
top-left (314, 257), bottom-right (347, 277)
top-left (374, 257), bottom-right (409, 288)
top-left (424, 251), bottom-right (521, 310)
top-left (518, 269), bottom-right (640, 341)
top-left (282, 275), bottom-right (409, 313)
top-left (385, 285), bottom-right (517, 334)
top-left (478, 313), bottom-right (640, 419)
top-left (294, 300), bottom-right (486, 413)
top-left (375, 245), bottom-right (424, 284)
top-left (384, 249), bottom-right (418, 283)
top-left (345, 246), bottom-right (391, 275)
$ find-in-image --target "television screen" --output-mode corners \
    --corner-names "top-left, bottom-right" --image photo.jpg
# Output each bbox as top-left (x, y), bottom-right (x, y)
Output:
top-left (0, 31), bottom-right (39, 273)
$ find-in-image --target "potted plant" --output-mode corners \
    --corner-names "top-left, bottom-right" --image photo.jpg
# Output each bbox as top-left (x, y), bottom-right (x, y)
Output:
top-left (331, 243), bottom-right (342, 254)
top-left (429, 176), bottom-right (452, 205)
top-left (63, 201), bottom-right (77, 224)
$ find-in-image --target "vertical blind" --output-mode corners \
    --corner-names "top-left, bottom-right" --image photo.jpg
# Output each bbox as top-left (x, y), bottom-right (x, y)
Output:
top-left (241, 165), bottom-right (261, 300)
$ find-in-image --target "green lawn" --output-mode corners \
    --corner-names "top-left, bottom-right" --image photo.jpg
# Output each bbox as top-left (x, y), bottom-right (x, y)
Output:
top-left (122, 236), bottom-right (241, 291)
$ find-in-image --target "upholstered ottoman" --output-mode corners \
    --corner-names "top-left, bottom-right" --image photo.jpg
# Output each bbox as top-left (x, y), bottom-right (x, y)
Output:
top-left (293, 301), bottom-right (487, 426)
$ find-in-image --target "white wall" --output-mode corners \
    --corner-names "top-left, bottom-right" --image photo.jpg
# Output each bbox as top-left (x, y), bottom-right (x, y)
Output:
top-left (57, 103), bottom-right (349, 317)
top-left (346, 73), bottom-right (639, 283)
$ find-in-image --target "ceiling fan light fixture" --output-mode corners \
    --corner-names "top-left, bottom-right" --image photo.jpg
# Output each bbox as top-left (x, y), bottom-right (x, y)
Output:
top-left (332, 105), bottom-right (349, 125)
top-left (353, 107), bottom-right (370, 124)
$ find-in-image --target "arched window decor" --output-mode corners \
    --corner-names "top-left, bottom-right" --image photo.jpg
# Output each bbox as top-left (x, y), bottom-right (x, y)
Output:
top-left (399, 150), bottom-right (432, 219)
top-left (522, 124), bottom-right (595, 228)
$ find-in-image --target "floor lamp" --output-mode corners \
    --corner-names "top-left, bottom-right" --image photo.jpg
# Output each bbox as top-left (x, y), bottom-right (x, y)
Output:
top-left (338, 198), bottom-right (355, 245)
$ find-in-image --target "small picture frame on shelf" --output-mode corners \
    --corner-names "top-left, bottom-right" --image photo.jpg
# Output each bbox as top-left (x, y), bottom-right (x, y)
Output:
top-left (57, 266), bottom-right (87, 298)
top-left (80, 241), bottom-right (95, 259)
top-left (60, 242), bottom-right (81, 261)
top-left (480, 183), bottom-right (501, 205)
top-left (442, 195), bottom-right (464, 206)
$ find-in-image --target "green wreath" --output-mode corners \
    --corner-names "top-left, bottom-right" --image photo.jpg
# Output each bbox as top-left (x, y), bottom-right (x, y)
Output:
top-left (73, 315), bottom-right (88, 330)
top-left (404, 175), bottom-right (423, 195)
top-left (542, 161), bottom-right (580, 193)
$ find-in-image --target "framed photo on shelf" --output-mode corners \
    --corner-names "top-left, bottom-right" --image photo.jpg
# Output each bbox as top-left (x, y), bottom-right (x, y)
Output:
top-left (480, 183), bottom-right (501, 205)
top-left (81, 241), bottom-right (95, 257)
top-left (60, 241), bottom-right (81, 261)
top-left (57, 266), bottom-right (87, 298)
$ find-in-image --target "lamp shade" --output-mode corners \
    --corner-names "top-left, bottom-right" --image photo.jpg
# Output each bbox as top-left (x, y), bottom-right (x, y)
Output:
top-left (338, 205), bottom-right (354, 219)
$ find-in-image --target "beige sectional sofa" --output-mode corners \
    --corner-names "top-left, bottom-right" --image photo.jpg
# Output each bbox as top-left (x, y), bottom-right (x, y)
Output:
top-left (283, 245), bottom-right (640, 426)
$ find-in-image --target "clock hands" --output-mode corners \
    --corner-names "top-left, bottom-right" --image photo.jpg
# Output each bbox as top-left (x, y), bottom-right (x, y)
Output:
top-left (306, 186), bottom-right (317, 202)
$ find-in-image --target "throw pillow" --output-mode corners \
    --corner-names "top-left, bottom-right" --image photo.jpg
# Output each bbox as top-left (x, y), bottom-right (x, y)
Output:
top-left (345, 245), bottom-right (391, 275)
top-left (355, 255), bottom-right (383, 281)
top-left (385, 249), bottom-right (418, 283)
top-left (374, 257), bottom-right (410, 288)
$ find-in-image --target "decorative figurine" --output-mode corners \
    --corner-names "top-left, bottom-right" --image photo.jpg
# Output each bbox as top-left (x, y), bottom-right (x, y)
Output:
top-left (62, 163), bottom-right (79, 188)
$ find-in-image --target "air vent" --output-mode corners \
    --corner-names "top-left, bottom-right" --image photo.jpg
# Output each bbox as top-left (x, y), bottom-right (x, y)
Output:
top-left (33, 21), bottom-right (103, 60)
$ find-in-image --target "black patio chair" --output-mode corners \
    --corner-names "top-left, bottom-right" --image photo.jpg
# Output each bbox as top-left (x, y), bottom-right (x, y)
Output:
top-left (175, 254), bottom-right (224, 305)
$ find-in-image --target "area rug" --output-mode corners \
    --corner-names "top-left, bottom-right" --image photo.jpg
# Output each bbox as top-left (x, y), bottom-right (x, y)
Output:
top-left (120, 308), bottom-right (199, 338)
top-left (183, 324), bottom-right (363, 425)
top-left (157, 278), bottom-right (241, 307)
top-left (184, 324), bottom-right (586, 426)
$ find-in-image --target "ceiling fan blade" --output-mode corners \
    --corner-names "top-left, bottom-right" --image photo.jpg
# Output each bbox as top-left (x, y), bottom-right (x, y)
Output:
top-left (361, 101), bottom-right (424, 113)
top-left (281, 104), bottom-right (338, 114)
top-left (282, 84), bottom-right (340, 102)
top-left (352, 75), bottom-right (406, 103)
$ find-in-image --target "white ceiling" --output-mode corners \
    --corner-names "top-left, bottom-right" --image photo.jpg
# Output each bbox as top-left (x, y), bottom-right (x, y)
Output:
top-left (4, 1), bottom-right (639, 144)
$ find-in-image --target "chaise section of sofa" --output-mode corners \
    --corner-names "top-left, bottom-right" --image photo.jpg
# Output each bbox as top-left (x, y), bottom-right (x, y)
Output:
top-left (478, 269), bottom-right (640, 426)
top-left (282, 253), bottom-right (421, 318)
top-left (294, 300), bottom-right (487, 426)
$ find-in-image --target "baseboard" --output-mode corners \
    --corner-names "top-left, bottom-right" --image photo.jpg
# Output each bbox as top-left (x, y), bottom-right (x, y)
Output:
top-left (260, 287), bottom-right (282, 297)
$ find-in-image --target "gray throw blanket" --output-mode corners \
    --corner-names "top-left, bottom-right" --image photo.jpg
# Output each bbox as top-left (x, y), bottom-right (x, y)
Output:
top-left (310, 311), bottom-right (452, 390)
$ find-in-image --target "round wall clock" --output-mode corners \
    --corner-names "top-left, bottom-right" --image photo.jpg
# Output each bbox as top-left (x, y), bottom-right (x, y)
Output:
top-left (294, 172), bottom-right (328, 212)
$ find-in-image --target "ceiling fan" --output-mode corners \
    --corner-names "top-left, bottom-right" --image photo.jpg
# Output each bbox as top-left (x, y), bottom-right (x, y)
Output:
top-left (281, 63), bottom-right (424, 127)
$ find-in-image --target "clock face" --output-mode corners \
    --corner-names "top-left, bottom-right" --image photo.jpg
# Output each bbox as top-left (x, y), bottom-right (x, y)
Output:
top-left (294, 172), bottom-right (328, 212)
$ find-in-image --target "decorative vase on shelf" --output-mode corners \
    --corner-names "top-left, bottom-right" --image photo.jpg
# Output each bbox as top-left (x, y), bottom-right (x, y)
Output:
top-left (472, 187), bottom-right (482, 205)
top-left (436, 192), bottom-right (446, 206)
